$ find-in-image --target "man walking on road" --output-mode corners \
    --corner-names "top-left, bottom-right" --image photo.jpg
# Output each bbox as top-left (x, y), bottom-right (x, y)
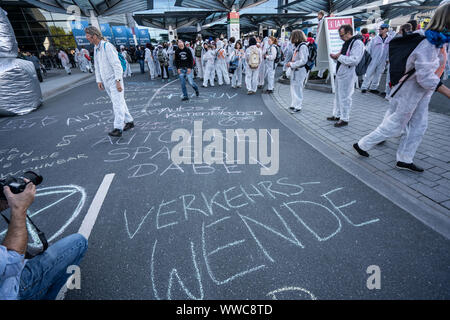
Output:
top-left (174, 39), bottom-right (199, 101)
top-left (85, 26), bottom-right (134, 138)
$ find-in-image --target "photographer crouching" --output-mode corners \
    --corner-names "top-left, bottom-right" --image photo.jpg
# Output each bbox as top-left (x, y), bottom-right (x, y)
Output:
top-left (0, 174), bottom-right (87, 300)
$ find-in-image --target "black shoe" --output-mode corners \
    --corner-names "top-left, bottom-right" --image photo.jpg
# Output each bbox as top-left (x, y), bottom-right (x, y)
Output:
top-left (291, 108), bottom-right (301, 113)
top-left (195, 90), bottom-right (199, 97)
top-left (396, 161), bottom-right (424, 172)
top-left (377, 140), bottom-right (386, 146)
top-left (267, 90), bottom-right (273, 94)
top-left (289, 106), bottom-right (295, 110)
top-left (353, 143), bottom-right (369, 157)
top-left (326, 116), bottom-right (340, 121)
top-left (123, 122), bottom-right (135, 131)
top-left (181, 96), bottom-right (189, 101)
top-left (108, 129), bottom-right (122, 137)
top-left (361, 89), bottom-right (367, 93)
top-left (334, 120), bottom-right (348, 127)
top-left (369, 89), bottom-right (380, 94)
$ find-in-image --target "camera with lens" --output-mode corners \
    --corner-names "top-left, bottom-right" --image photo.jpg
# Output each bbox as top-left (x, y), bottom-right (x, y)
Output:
top-left (0, 171), bottom-right (43, 201)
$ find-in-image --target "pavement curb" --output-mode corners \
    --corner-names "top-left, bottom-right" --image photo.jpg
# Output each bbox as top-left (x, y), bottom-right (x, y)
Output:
top-left (42, 73), bottom-right (96, 102)
top-left (262, 89), bottom-right (450, 240)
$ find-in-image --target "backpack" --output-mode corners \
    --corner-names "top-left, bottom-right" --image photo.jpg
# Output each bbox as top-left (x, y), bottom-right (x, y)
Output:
top-left (272, 45), bottom-right (283, 64)
top-left (248, 47), bottom-right (260, 69)
top-left (195, 45), bottom-right (202, 58)
top-left (228, 55), bottom-right (239, 74)
top-left (298, 42), bottom-right (317, 71)
top-left (103, 42), bottom-right (126, 72)
top-left (346, 39), bottom-right (370, 76)
top-left (157, 49), bottom-right (166, 63)
top-left (388, 33), bottom-right (425, 90)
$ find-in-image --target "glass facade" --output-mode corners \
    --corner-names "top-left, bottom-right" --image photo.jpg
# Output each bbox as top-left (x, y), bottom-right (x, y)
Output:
top-left (4, 6), bottom-right (78, 55)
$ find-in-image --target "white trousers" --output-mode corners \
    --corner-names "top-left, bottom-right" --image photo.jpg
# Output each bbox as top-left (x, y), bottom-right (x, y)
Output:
top-left (290, 69), bottom-right (307, 110)
top-left (245, 68), bottom-right (259, 92)
top-left (124, 61), bottom-right (132, 77)
top-left (104, 77), bottom-right (133, 130)
top-left (333, 74), bottom-right (356, 122)
top-left (215, 62), bottom-right (230, 85)
top-left (203, 62), bottom-right (215, 86)
top-left (361, 60), bottom-right (385, 90)
top-left (358, 80), bottom-right (431, 163)
top-left (265, 61), bottom-right (276, 90)
top-left (147, 60), bottom-right (156, 79)
top-left (258, 62), bottom-right (265, 86)
top-left (196, 57), bottom-right (203, 79)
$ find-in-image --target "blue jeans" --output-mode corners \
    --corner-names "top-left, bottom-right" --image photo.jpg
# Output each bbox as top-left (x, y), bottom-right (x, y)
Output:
top-left (179, 68), bottom-right (199, 98)
top-left (18, 233), bottom-right (88, 300)
top-left (138, 59), bottom-right (145, 73)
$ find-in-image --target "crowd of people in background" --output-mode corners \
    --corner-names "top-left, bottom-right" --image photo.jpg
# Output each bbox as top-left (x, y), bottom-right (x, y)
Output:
top-left (16, 1), bottom-right (450, 173)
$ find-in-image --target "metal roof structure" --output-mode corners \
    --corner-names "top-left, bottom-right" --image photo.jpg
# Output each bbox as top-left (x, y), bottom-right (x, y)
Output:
top-left (174, 0), bottom-right (269, 11)
top-left (19, 0), bottom-right (153, 16)
top-left (278, 0), bottom-right (442, 17)
top-left (239, 12), bottom-right (313, 29)
top-left (133, 10), bottom-right (226, 29)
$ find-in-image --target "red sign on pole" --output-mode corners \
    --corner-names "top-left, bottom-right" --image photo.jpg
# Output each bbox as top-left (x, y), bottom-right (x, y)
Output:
top-left (327, 18), bottom-right (353, 30)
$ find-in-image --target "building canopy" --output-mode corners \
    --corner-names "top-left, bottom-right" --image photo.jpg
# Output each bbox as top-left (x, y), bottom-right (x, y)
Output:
top-left (21, 0), bottom-right (153, 16)
top-left (278, 0), bottom-right (442, 19)
top-left (174, 0), bottom-right (269, 11)
top-left (133, 10), bottom-right (226, 29)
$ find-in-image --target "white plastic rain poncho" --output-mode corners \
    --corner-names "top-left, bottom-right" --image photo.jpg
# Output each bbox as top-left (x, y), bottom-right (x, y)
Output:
top-left (80, 47), bottom-right (92, 73)
top-left (288, 42), bottom-right (309, 110)
top-left (94, 40), bottom-right (133, 130)
top-left (358, 39), bottom-right (448, 164)
top-left (264, 44), bottom-right (278, 91)
top-left (202, 49), bottom-right (216, 87)
top-left (214, 41), bottom-right (230, 85)
top-left (361, 34), bottom-right (393, 90)
top-left (58, 50), bottom-right (71, 74)
top-left (332, 38), bottom-right (365, 121)
top-left (145, 47), bottom-right (156, 79)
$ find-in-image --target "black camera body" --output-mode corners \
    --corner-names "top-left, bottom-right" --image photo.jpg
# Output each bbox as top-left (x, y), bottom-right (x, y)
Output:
top-left (0, 171), bottom-right (43, 200)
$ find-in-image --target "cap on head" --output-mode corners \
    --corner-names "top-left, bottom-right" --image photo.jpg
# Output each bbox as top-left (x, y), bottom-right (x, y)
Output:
top-left (380, 23), bottom-right (389, 29)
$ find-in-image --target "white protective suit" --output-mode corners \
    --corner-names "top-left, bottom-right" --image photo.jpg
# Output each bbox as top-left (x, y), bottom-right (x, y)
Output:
top-left (264, 44), bottom-right (278, 91)
top-left (288, 42), bottom-right (309, 110)
top-left (230, 48), bottom-right (245, 87)
top-left (153, 47), bottom-right (161, 76)
top-left (80, 48), bottom-right (93, 73)
top-left (167, 44), bottom-right (177, 76)
top-left (245, 45), bottom-right (262, 92)
top-left (145, 47), bottom-right (156, 79)
top-left (202, 49), bottom-right (216, 87)
top-left (121, 50), bottom-right (132, 77)
top-left (358, 39), bottom-right (448, 164)
top-left (258, 41), bottom-right (266, 86)
top-left (332, 38), bottom-right (365, 121)
top-left (58, 50), bottom-right (71, 74)
top-left (215, 41), bottom-right (230, 85)
top-left (94, 40), bottom-right (133, 130)
top-left (361, 34), bottom-right (393, 91)
top-left (194, 42), bottom-right (204, 79)
top-left (74, 48), bottom-right (81, 69)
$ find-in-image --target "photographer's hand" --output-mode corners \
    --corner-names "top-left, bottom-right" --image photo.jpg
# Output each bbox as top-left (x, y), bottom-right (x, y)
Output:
top-left (0, 199), bottom-right (8, 212)
top-left (1, 181), bottom-right (36, 255)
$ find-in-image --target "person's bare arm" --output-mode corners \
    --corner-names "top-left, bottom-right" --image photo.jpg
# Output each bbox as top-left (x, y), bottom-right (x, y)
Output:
top-left (1, 182), bottom-right (35, 255)
top-left (437, 84), bottom-right (450, 99)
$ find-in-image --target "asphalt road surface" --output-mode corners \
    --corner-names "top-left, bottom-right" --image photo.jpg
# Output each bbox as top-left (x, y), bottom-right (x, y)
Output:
top-left (0, 71), bottom-right (449, 300)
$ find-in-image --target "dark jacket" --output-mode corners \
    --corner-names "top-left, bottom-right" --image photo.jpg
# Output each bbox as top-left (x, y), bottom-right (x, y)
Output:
top-left (135, 49), bottom-right (145, 60)
top-left (174, 47), bottom-right (194, 69)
